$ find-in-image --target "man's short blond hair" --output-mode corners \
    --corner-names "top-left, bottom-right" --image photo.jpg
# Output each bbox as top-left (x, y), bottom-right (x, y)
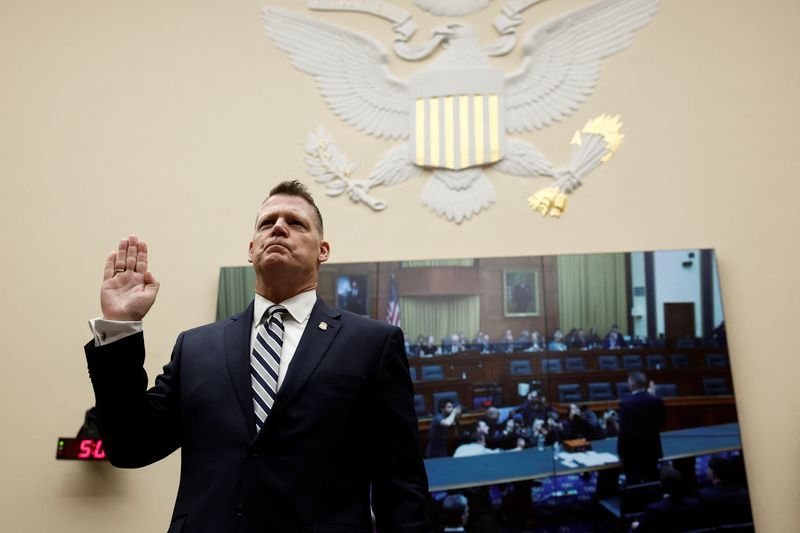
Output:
top-left (257, 180), bottom-right (324, 235)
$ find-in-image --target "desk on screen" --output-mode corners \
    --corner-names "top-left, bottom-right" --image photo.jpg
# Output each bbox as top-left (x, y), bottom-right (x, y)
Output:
top-left (424, 423), bottom-right (741, 491)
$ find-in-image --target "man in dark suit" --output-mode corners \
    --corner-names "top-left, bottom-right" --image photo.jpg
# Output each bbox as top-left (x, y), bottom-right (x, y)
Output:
top-left (632, 465), bottom-right (702, 532)
top-left (85, 181), bottom-right (429, 532)
top-left (697, 456), bottom-right (753, 527)
top-left (439, 493), bottom-right (468, 532)
top-left (617, 371), bottom-right (665, 484)
top-left (602, 324), bottom-right (627, 349)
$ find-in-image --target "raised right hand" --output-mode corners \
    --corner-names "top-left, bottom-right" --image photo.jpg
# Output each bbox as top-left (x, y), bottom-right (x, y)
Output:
top-left (100, 235), bottom-right (160, 321)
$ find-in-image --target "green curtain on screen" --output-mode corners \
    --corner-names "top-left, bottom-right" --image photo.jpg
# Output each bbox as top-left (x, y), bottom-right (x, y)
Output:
top-left (216, 266), bottom-right (255, 320)
top-left (399, 296), bottom-right (480, 341)
top-left (557, 253), bottom-right (627, 334)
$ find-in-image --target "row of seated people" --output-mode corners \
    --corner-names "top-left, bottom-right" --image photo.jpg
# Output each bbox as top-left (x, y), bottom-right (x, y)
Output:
top-left (410, 352), bottom-right (729, 381)
top-left (414, 374), bottom-right (730, 421)
top-left (630, 457), bottom-right (752, 532)
top-left (429, 456), bottom-right (751, 533)
top-left (408, 323), bottom-right (728, 359)
top-left (425, 394), bottom-right (619, 459)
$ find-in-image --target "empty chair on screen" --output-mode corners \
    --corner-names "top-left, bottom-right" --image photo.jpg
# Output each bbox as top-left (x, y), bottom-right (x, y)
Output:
top-left (588, 382), bottom-right (614, 401)
top-left (646, 354), bottom-right (666, 370)
top-left (509, 359), bottom-right (533, 376)
top-left (541, 358), bottom-right (563, 373)
top-left (558, 383), bottom-right (582, 403)
top-left (670, 353), bottom-right (689, 369)
top-left (706, 353), bottom-right (729, 369)
top-left (703, 378), bottom-right (730, 396)
top-left (598, 355), bottom-right (620, 371)
top-left (654, 383), bottom-right (678, 398)
top-left (676, 337), bottom-right (696, 348)
top-left (622, 355), bottom-right (643, 370)
top-left (422, 365), bottom-right (444, 381)
top-left (565, 356), bottom-right (586, 372)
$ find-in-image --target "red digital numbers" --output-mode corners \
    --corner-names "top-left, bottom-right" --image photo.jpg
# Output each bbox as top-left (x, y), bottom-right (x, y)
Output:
top-left (78, 439), bottom-right (106, 459)
top-left (56, 437), bottom-right (108, 460)
top-left (78, 440), bottom-right (92, 458)
top-left (94, 440), bottom-right (106, 459)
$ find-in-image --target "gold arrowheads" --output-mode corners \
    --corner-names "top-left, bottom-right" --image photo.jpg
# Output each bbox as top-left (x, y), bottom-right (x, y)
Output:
top-left (528, 188), bottom-right (568, 218)
top-left (528, 114), bottom-right (625, 219)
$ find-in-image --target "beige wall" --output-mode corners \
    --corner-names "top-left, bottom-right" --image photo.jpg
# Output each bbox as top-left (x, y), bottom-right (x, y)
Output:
top-left (1, 0), bottom-right (798, 530)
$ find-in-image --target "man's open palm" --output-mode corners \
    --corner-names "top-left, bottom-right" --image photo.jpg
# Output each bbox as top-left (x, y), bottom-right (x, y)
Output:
top-left (100, 235), bottom-right (159, 321)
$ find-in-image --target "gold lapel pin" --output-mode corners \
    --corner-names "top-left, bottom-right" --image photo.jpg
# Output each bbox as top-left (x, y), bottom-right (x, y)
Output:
top-left (318, 322), bottom-right (328, 331)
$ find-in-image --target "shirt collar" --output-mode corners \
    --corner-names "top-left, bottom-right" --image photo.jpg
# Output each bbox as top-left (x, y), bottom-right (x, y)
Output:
top-left (253, 289), bottom-right (317, 327)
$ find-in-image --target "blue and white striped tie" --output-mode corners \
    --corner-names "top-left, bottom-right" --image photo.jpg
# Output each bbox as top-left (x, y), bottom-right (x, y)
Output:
top-left (251, 305), bottom-right (287, 432)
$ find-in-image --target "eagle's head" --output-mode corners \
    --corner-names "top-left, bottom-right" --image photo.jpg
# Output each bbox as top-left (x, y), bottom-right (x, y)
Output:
top-left (432, 22), bottom-right (475, 41)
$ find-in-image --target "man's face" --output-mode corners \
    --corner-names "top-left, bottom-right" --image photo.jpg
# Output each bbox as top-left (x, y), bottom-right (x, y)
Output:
top-left (442, 401), bottom-right (454, 415)
top-left (476, 420), bottom-right (489, 435)
top-left (249, 194), bottom-right (330, 281)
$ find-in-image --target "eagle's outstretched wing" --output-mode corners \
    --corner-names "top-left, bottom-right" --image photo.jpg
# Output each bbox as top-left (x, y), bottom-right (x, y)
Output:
top-left (369, 144), bottom-right (421, 187)
top-left (505, 0), bottom-right (659, 133)
top-left (493, 139), bottom-right (555, 177)
top-left (263, 7), bottom-right (410, 139)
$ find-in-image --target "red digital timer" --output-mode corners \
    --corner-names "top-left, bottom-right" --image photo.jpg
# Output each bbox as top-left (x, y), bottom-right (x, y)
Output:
top-left (56, 438), bottom-right (107, 460)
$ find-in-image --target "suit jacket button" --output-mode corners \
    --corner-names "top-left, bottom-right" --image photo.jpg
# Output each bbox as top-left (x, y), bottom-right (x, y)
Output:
top-left (234, 505), bottom-right (244, 517)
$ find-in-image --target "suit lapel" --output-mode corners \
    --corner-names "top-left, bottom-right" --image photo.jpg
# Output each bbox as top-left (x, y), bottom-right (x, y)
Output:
top-left (270, 299), bottom-right (342, 416)
top-left (224, 301), bottom-right (257, 439)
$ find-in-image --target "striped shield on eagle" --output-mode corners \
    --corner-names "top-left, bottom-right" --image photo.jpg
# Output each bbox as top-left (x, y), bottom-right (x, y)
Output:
top-left (410, 68), bottom-right (505, 171)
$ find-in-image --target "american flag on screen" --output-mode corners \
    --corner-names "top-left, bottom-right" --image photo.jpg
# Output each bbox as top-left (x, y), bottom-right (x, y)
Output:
top-left (386, 273), bottom-right (401, 327)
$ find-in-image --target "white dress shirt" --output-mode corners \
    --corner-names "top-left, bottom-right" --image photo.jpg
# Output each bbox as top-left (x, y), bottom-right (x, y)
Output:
top-left (89, 290), bottom-right (317, 391)
top-left (452, 443), bottom-right (501, 458)
top-left (251, 289), bottom-right (316, 390)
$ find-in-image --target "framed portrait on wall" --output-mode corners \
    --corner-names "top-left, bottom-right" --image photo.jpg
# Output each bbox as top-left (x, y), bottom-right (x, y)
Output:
top-left (336, 274), bottom-right (369, 315)
top-left (503, 269), bottom-right (540, 317)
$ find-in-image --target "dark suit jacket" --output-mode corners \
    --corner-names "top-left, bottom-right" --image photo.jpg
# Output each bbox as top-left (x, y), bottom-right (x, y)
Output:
top-left (602, 332), bottom-right (626, 349)
top-left (697, 483), bottom-right (753, 526)
top-left (85, 299), bottom-right (429, 533)
top-left (636, 496), bottom-right (703, 532)
top-left (617, 390), bottom-right (665, 482)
